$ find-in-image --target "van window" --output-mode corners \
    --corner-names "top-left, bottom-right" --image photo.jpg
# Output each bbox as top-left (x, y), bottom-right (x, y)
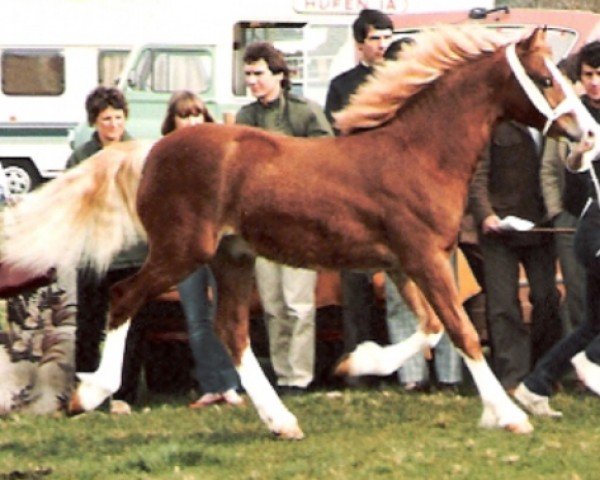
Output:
top-left (127, 48), bottom-right (212, 93)
top-left (1, 49), bottom-right (65, 96)
top-left (98, 49), bottom-right (130, 86)
top-left (233, 22), bottom-right (353, 104)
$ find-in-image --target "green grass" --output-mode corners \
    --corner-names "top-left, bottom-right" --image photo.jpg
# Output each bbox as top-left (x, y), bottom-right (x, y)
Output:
top-left (0, 386), bottom-right (598, 479)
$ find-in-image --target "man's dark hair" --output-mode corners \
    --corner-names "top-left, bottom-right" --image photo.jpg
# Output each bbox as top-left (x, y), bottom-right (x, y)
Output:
top-left (243, 42), bottom-right (290, 91)
top-left (576, 40), bottom-right (600, 78)
top-left (85, 86), bottom-right (128, 125)
top-left (352, 9), bottom-right (393, 44)
top-left (384, 36), bottom-right (415, 60)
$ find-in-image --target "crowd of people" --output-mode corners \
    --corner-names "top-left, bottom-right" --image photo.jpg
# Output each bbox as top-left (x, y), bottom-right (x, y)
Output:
top-left (1, 8), bottom-right (599, 419)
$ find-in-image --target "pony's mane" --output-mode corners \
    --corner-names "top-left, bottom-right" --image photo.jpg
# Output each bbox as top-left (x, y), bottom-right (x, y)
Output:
top-left (335, 25), bottom-right (513, 134)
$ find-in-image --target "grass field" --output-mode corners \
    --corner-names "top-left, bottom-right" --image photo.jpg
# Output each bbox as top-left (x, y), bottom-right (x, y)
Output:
top-left (0, 383), bottom-right (599, 480)
top-left (1, 301), bottom-right (599, 479)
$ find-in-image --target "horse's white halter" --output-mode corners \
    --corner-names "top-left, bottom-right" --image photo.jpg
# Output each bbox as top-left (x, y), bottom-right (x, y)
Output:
top-left (506, 42), bottom-right (600, 198)
top-left (506, 43), bottom-right (586, 135)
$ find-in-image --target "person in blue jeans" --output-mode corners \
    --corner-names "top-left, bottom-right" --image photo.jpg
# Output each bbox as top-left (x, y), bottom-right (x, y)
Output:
top-left (385, 274), bottom-right (463, 392)
top-left (162, 91), bottom-right (242, 408)
top-left (515, 41), bottom-right (600, 416)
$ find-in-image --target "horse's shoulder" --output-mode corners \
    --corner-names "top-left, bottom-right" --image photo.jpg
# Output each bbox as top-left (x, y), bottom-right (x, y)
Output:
top-left (234, 126), bottom-right (282, 152)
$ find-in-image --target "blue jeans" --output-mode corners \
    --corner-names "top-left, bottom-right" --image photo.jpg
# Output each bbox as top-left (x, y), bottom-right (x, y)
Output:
top-left (385, 274), bottom-right (463, 385)
top-left (525, 199), bottom-right (600, 396)
top-left (177, 266), bottom-right (240, 394)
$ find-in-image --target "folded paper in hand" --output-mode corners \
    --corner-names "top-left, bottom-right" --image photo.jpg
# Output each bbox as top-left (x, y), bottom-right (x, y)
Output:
top-left (498, 215), bottom-right (535, 231)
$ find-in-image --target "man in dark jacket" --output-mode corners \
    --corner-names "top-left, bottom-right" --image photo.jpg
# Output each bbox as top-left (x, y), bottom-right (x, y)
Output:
top-left (469, 120), bottom-right (562, 392)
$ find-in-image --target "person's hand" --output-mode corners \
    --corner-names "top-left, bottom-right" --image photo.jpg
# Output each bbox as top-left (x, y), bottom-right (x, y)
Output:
top-left (567, 131), bottom-right (595, 171)
top-left (482, 214), bottom-right (502, 234)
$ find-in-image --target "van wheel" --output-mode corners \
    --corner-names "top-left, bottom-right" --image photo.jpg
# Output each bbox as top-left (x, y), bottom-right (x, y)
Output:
top-left (1, 160), bottom-right (42, 194)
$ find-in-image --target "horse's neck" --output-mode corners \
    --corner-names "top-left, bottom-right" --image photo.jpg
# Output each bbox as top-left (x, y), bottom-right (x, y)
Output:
top-left (389, 52), bottom-right (508, 178)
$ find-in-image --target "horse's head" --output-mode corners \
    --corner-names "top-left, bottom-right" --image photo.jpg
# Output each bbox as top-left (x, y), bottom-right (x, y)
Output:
top-left (506, 28), bottom-right (599, 145)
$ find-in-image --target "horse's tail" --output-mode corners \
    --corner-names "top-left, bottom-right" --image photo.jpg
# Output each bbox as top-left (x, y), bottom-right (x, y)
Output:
top-left (1, 140), bottom-right (154, 276)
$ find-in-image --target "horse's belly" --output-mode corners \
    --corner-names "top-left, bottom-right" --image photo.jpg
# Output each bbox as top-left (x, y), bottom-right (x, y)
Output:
top-left (240, 217), bottom-right (397, 270)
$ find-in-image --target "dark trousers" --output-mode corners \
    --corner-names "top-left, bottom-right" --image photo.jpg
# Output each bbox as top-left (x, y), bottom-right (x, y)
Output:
top-left (341, 270), bottom-right (378, 353)
top-left (74, 266), bottom-right (141, 402)
top-left (526, 200), bottom-right (600, 396)
top-left (481, 236), bottom-right (562, 389)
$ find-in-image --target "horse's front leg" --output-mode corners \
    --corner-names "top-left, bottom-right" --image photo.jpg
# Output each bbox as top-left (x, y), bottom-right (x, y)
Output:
top-left (412, 251), bottom-right (532, 434)
top-left (335, 270), bottom-right (443, 378)
top-left (212, 236), bottom-right (303, 440)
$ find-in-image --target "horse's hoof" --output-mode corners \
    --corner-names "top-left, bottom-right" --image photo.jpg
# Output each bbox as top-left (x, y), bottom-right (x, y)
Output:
top-left (273, 424), bottom-right (305, 440)
top-left (504, 420), bottom-right (534, 434)
top-left (333, 354), bottom-right (352, 377)
top-left (67, 373), bottom-right (112, 414)
top-left (68, 391), bottom-right (85, 416)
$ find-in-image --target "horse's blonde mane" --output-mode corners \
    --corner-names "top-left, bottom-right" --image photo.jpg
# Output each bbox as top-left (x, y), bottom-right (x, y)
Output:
top-left (335, 25), bottom-right (513, 134)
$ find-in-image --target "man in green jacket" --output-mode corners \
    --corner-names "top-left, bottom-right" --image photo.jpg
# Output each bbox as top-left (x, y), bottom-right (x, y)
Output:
top-left (236, 42), bottom-right (332, 395)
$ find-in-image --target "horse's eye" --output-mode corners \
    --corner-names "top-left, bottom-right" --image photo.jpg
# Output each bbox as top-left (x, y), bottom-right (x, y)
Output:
top-left (538, 77), bottom-right (553, 88)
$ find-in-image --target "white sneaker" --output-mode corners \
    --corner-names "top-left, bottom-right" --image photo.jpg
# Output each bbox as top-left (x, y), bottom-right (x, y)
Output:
top-left (571, 352), bottom-right (600, 395)
top-left (513, 383), bottom-right (562, 418)
top-left (110, 399), bottom-right (132, 415)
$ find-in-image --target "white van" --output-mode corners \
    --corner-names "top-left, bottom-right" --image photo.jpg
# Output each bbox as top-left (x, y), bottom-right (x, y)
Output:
top-left (0, 45), bottom-right (129, 193)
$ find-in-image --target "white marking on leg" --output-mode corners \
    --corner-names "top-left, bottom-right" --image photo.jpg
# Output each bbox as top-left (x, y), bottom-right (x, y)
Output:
top-left (237, 346), bottom-right (303, 439)
top-left (462, 355), bottom-right (532, 432)
top-left (345, 329), bottom-right (441, 377)
top-left (75, 321), bottom-right (130, 411)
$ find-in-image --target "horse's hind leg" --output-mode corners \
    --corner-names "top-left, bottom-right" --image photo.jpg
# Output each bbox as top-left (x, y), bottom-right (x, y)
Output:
top-left (211, 236), bottom-right (303, 440)
top-left (335, 270), bottom-right (443, 378)
top-left (411, 251), bottom-right (532, 434)
top-left (69, 320), bottom-right (130, 413)
top-left (70, 225), bottom-right (217, 414)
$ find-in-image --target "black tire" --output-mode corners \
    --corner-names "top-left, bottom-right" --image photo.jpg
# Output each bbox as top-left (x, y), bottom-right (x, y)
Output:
top-left (1, 159), bottom-right (42, 194)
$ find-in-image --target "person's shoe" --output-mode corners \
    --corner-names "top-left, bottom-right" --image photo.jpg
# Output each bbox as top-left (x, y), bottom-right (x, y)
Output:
top-left (189, 393), bottom-right (224, 409)
top-left (403, 381), bottom-right (430, 393)
top-left (571, 352), bottom-right (600, 395)
top-left (109, 399), bottom-right (132, 415)
top-left (189, 391), bottom-right (244, 409)
top-left (513, 383), bottom-right (562, 418)
top-left (278, 386), bottom-right (307, 396)
top-left (437, 382), bottom-right (460, 395)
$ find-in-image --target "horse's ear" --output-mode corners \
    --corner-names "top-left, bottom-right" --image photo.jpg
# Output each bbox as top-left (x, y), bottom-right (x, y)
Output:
top-left (518, 27), bottom-right (547, 53)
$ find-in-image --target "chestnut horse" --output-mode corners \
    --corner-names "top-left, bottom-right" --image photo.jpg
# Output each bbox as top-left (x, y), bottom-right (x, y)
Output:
top-left (2, 25), bottom-right (597, 438)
